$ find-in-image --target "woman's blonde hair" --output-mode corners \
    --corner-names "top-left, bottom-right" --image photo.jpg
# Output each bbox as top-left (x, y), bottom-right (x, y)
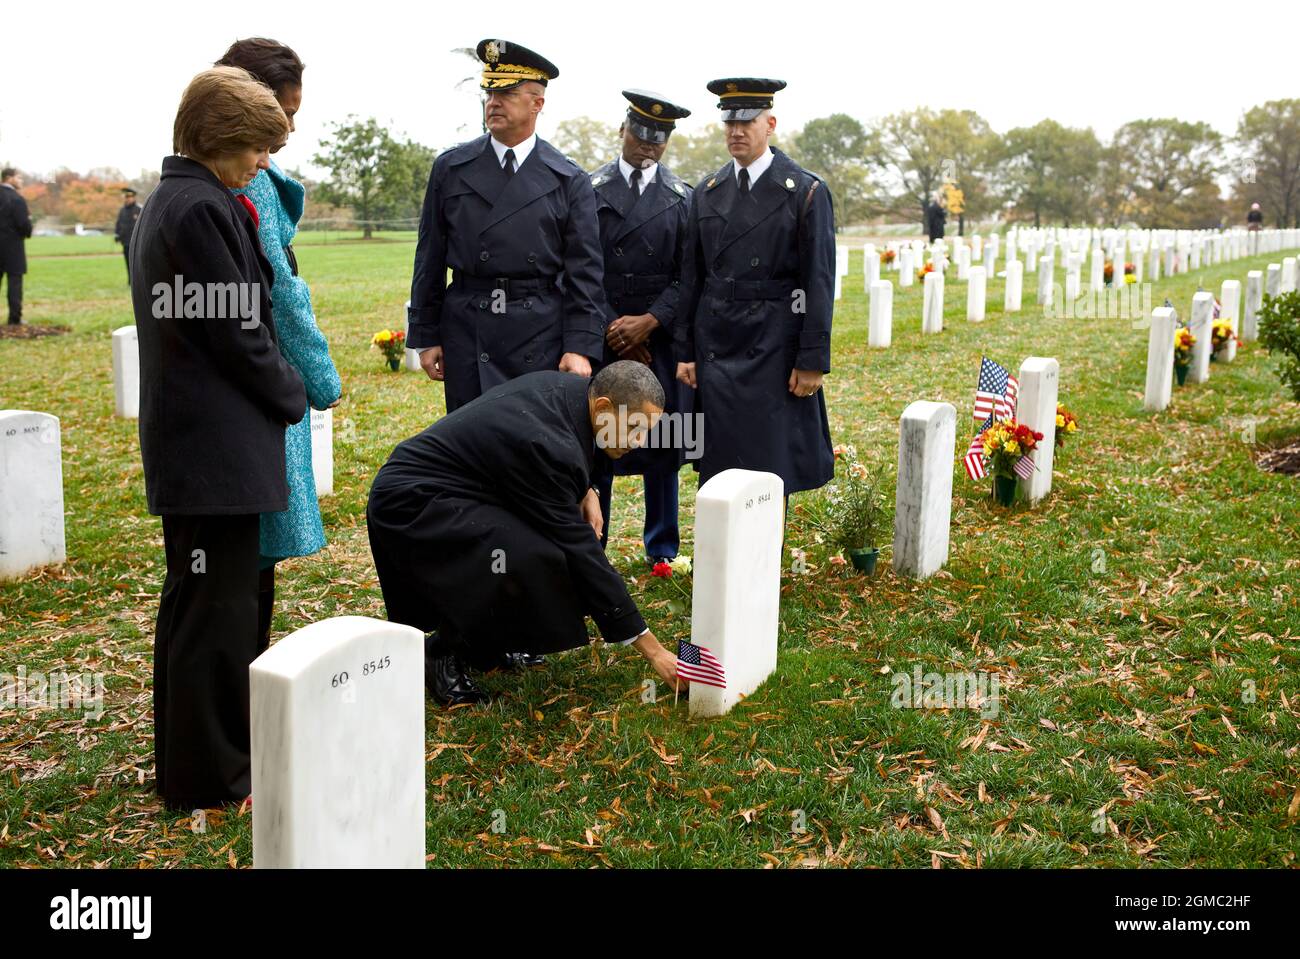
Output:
top-left (173, 66), bottom-right (289, 160)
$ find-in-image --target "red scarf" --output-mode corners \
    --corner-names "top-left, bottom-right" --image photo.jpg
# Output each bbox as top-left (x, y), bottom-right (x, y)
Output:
top-left (236, 193), bottom-right (259, 228)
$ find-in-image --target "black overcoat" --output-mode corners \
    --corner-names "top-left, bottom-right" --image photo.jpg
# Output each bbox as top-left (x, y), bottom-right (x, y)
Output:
top-left (0, 185), bottom-right (32, 274)
top-left (407, 135), bottom-right (607, 412)
top-left (116, 202), bottom-right (141, 246)
top-left (367, 371), bottom-right (647, 658)
top-left (589, 158), bottom-right (694, 475)
top-left (129, 156), bottom-right (306, 515)
top-left (676, 148), bottom-right (835, 495)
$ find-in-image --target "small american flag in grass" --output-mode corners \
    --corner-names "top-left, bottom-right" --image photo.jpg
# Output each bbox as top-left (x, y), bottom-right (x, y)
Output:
top-left (974, 356), bottom-right (1018, 423)
top-left (964, 415), bottom-right (991, 480)
top-left (677, 640), bottom-right (726, 688)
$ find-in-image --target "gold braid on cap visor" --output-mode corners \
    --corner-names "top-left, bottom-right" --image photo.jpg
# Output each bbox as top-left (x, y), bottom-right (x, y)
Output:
top-left (628, 103), bottom-right (674, 124)
top-left (718, 90), bottom-right (773, 99)
top-left (481, 64), bottom-right (548, 88)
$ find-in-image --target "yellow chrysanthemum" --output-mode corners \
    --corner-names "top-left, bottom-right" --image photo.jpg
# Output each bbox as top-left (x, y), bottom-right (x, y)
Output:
top-left (1067, 421), bottom-right (1077, 433)
top-left (1056, 414), bottom-right (1065, 428)
top-left (1005, 440), bottom-right (1020, 455)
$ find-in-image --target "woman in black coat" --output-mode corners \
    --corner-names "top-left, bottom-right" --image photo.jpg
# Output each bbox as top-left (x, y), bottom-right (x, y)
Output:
top-left (129, 66), bottom-right (304, 810)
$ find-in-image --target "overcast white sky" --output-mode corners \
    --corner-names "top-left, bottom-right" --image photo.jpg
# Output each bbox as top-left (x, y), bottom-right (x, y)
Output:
top-left (0, 0), bottom-right (1286, 179)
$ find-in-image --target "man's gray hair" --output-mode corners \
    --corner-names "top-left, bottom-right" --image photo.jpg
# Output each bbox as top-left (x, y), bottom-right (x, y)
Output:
top-left (589, 360), bottom-right (665, 411)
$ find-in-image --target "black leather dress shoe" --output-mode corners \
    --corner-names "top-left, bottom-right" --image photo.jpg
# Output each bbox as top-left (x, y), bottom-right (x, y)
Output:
top-left (425, 653), bottom-right (489, 706)
top-left (463, 649), bottom-right (548, 672)
top-left (503, 651), bottom-right (547, 670)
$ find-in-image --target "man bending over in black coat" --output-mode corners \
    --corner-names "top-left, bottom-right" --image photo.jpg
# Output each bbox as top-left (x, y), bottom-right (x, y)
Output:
top-left (367, 361), bottom-right (685, 705)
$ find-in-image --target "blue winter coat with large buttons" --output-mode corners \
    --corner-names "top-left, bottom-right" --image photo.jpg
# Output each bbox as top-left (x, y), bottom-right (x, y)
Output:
top-left (676, 147), bottom-right (836, 495)
top-left (590, 158), bottom-right (694, 475)
top-left (407, 135), bottom-right (607, 412)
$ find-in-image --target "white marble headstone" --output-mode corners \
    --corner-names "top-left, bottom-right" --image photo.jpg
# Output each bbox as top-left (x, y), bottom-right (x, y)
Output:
top-left (1242, 271), bottom-right (1263, 343)
top-left (892, 401), bottom-right (955, 580)
top-left (687, 469), bottom-right (783, 718)
top-left (922, 269), bottom-right (944, 333)
top-left (899, 247), bottom-right (915, 287)
top-left (1015, 357), bottom-right (1059, 505)
top-left (311, 408), bottom-right (334, 498)
top-left (111, 325), bottom-right (139, 419)
top-left (1004, 260), bottom-right (1023, 312)
top-left (966, 265), bottom-right (986, 321)
top-left (1188, 292), bottom-right (1214, 384)
top-left (0, 411), bottom-right (67, 580)
top-left (1143, 307), bottom-right (1176, 413)
top-left (251, 616), bottom-right (426, 868)
top-left (868, 279), bottom-right (892, 348)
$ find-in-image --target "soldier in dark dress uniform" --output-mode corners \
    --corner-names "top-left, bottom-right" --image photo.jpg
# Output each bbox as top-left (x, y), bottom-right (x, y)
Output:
top-left (367, 364), bottom-right (686, 705)
top-left (674, 78), bottom-right (835, 506)
top-left (589, 90), bottom-right (694, 565)
top-left (115, 188), bottom-right (141, 279)
top-left (406, 38), bottom-right (606, 413)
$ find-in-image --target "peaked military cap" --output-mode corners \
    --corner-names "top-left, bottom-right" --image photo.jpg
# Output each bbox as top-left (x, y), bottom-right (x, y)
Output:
top-left (621, 89), bottom-right (691, 144)
top-left (706, 77), bottom-right (787, 121)
top-left (476, 38), bottom-right (559, 90)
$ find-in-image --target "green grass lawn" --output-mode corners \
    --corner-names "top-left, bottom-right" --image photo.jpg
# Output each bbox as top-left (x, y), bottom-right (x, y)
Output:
top-left (1, 234), bottom-right (1297, 869)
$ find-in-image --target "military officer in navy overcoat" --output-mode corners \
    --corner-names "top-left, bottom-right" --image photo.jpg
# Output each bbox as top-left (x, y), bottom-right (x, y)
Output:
top-left (589, 89), bottom-right (694, 564)
top-left (407, 39), bottom-right (606, 412)
top-left (675, 78), bottom-right (836, 502)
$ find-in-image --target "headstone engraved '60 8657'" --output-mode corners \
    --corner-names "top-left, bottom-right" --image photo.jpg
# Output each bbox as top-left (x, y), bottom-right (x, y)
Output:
top-left (0, 411), bottom-right (67, 580)
top-left (251, 616), bottom-right (425, 868)
top-left (688, 469), bottom-right (783, 718)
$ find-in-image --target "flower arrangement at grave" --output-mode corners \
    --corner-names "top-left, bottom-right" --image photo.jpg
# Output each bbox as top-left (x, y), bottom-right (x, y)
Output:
top-left (816, 445), bottom-right (889, 574)
top-left (1103, 260), bottom-right (1115, 284)
top-left (916, 261), bottom-right (935, 284)
top-left (1211, 320), bottom-right (1239, 357)
top-left (371, 329), bottom-right (406, 371)
top-left (974, 417), bottom-right (1043, 506)
top-left (645, 555), bottom-right (693, 622)
top-left (881, 249), bottom-right (897, 265)
top-left (1054, 403), bottom-right (1079, 449)
top-left (1173, 325), bottom-right (1195, 384)
top-left (1124, 262), bottom-right (1137, 284)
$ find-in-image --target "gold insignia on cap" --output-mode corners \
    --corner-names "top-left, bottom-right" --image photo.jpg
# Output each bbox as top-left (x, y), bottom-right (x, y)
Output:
top-left (785, 177), bottom-right (795, 189)
top-left (726, 82), bottom-right (738, 93)
top-left (485, 40), bottom-right (500, 63)
top-left (651, 103), bottom-right (663, 115)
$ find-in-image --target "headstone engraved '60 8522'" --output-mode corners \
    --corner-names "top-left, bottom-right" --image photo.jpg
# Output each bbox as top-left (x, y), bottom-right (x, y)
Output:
top-left (0, 411), bottom-right (67, 580)
top-left (251, 616), bottom-right (425, 868)
top-left (688, 469), bottom-right (783, 718)
top-left (112, 325), bottom-right (140, 419)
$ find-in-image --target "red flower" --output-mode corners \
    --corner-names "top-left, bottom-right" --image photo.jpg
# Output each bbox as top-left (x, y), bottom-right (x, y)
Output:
top-left (651, 562), bottom-right (673, 578)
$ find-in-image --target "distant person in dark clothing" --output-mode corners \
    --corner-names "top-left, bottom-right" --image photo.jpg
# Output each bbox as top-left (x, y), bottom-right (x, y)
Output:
top-left (131, 66), bottom-right (300, 810)
top-left (114, 188), bottom-right (141, 279)
top-left (924, 194), bottom-right (946, 242)
top-left (1247, 202), bottom-right (1263, 231)
top-left (0, 167), bottom-right (32, 325)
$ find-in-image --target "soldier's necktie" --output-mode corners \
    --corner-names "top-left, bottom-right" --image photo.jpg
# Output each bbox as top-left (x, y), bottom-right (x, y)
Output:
top-left (503, 149), bottom-right (516, 176)
top-left (738, 167), bottom-right (751, 197)
top-left (629, 168), bottom-right (642, 203)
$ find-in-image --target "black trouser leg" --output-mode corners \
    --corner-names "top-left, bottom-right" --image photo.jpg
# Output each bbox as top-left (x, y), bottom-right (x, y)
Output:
top-left (4, 271), bottom-right (21, 324)
top-left (256, 563), bottom-right (276, 655)
top-left (154, 513), bottom-right (260, 809)
top-left (123, 248), bottom-right (131, 282)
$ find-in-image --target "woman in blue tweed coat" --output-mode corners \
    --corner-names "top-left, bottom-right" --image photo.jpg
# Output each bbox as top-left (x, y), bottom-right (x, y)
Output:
top-left (219, 38), bottom-right (342, 645)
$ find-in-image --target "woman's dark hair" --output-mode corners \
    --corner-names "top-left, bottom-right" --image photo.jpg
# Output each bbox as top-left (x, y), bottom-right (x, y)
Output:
top-left (215, 38), bottom-right (304, 95)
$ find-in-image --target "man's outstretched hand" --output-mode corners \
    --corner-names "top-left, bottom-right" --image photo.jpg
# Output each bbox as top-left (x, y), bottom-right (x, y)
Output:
top-left (633, 632), bottom-right (687, 695)
top-left (580, 487), bottom-right (603, 540)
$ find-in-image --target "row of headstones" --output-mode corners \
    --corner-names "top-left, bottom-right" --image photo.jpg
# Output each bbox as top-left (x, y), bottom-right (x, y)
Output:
top-left (846, 229), bottom-right (1300, 349)
top-left (1142, 261), bottom-right (1296, 412)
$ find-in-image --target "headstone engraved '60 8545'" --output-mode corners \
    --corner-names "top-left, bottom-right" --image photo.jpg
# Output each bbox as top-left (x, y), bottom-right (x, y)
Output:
top-left (688, 469), bottom-right (783, 718)
top-left (0, 411), bottom-right (67, 580)
top-left (251, 616), bottom-right (425, 868)
top-left (112, 325), bottom-right (140, 419)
